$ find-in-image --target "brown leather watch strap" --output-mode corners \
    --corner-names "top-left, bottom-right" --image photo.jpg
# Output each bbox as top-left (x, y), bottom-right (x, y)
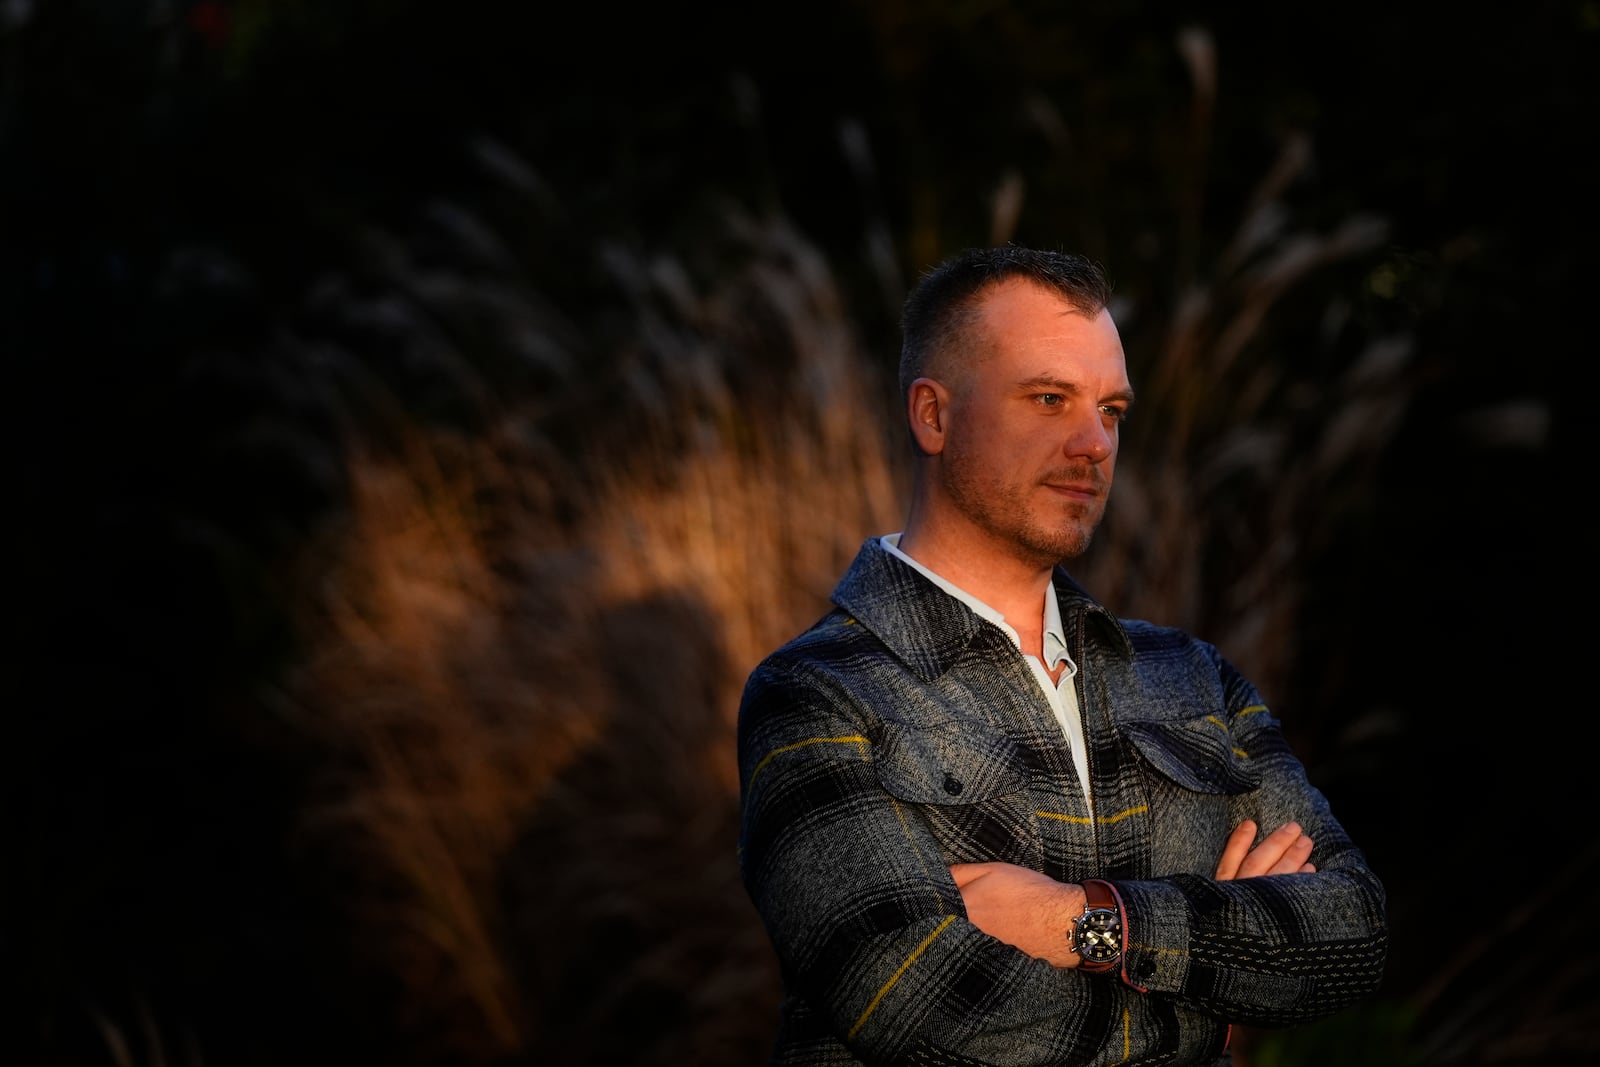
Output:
top-left (1084, 877), bottom-right (1116, 912)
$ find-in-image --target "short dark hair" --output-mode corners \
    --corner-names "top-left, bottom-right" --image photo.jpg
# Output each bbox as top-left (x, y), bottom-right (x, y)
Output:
top-left (898, 245), bottom-right (1113, 401)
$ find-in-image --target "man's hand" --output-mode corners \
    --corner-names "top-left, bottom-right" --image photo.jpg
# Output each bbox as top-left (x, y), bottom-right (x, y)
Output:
top-left (949, 861), bottom-right (1082, 967)
top-left (1215, 819), bottom-right (1316, 879)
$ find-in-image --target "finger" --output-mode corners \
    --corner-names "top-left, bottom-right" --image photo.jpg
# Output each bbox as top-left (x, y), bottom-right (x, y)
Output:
top-left (1215, 820), bottom-right (1258, 880)
top-left (1264, 832), bottom-right (1315, 876)
top-left (949, 862), bottom-right (996, 888)
top-left (1237, 822), bottom-right (1307, 878)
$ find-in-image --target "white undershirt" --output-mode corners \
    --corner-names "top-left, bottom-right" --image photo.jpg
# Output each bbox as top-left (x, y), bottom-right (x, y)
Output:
top-left (881, 534), bottom-right (1092, 807)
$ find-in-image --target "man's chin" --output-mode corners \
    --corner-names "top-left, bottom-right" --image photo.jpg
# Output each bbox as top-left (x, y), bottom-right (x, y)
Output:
top-left (1020, 525), bottom-right (1096, 565)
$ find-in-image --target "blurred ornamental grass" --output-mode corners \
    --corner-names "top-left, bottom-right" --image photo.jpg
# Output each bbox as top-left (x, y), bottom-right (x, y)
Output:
top-left (269, 207), bottom-right (904, 1066)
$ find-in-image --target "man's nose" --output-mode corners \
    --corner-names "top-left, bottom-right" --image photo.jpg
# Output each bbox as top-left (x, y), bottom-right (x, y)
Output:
top-left (1065, 415), bottom-right (1114, 462)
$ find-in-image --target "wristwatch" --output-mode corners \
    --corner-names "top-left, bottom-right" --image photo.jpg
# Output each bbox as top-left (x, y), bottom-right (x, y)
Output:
top-left (1071, 878), bottom-right (1122, 974)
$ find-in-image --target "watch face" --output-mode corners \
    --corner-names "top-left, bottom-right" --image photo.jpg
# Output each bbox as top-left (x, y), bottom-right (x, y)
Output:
top-left (1075, 906), bottom-right (1121, 963)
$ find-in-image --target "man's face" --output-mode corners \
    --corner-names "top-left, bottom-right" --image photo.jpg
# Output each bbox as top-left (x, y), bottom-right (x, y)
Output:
top-left (936, 278), bottom-right (1132, 567)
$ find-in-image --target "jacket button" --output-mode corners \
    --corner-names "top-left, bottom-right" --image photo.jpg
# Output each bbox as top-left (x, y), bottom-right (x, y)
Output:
top-left (943, 773), bottom-right (963, 796)
top-left (1135, 959), bottom-right (1156, 980)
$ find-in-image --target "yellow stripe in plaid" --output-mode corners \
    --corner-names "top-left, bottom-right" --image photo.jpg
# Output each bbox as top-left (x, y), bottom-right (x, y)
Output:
top-left (1036, 805), bottom-right (1148, 825)
top-left (748, 735), bottom-right (869, 790)
top-left (848, 915), bottom-right (957, 1040)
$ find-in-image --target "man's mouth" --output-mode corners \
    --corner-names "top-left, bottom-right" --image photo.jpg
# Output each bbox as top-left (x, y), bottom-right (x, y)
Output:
top-left (1041, 471), bottom-right (1103, 498)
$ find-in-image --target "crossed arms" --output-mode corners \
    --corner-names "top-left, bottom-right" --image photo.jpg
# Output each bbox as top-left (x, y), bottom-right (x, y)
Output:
top-left (953, 817), bottom-right (1318, 969)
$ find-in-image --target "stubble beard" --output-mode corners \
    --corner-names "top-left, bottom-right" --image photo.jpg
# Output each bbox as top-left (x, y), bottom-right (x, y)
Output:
top-left (945, 462), bottom-right (1106, 568)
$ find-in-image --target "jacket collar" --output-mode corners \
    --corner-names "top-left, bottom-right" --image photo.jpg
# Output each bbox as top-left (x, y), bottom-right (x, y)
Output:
top-left (831, 537), bottom-right (1133, 682)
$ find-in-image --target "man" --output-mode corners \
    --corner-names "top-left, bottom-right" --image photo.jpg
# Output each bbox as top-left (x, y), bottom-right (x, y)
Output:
top-left (735, 245), bottom-right (1388, 1064)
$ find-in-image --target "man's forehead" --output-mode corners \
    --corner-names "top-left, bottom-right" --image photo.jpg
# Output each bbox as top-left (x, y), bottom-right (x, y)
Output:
top-left (978, 275), bottom-right (1101, 315)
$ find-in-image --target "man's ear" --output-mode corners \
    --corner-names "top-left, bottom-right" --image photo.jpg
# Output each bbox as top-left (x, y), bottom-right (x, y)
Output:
top-left (908, 377), bottom-right (948, 455)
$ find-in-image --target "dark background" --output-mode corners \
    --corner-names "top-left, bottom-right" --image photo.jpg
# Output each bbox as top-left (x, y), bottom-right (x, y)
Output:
top-left (6, 2), bottom-right (1593, 1065)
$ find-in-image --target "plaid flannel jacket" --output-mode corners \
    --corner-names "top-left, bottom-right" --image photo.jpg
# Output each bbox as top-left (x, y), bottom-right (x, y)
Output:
top-left (736, 538), bottom-right (1388, 1065)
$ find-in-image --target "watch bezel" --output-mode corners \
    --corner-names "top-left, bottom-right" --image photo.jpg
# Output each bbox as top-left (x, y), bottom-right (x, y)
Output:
top-left (1073, 905), bottom-right (1122, 966)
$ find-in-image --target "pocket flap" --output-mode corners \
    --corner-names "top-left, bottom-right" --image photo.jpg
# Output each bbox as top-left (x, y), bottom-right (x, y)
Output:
top-left (875, 721), bottom-right (1028, 804)
top-left (1121, 717), bottom-right (1259, 795)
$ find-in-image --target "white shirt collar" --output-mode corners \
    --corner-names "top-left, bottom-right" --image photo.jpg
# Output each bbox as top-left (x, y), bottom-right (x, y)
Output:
top-left (880, 533), bottom-right (1075, 676)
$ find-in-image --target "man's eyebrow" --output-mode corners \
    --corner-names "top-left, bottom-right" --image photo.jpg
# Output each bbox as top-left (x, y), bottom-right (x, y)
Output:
top-left (1015, 374), bottom-right (1081, 392)
top-left (1015, 375), bottom-right (1136, 405)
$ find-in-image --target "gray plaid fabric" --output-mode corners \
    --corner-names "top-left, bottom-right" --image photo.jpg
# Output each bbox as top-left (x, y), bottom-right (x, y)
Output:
top-left (737, 538), bottom-right (1388, 1065)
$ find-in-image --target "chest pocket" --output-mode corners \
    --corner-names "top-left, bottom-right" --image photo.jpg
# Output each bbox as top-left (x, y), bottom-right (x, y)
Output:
top-left (873, 720), bottom-right (1040, 865)
top-left (1121, 715), bottom-right (1260, 795)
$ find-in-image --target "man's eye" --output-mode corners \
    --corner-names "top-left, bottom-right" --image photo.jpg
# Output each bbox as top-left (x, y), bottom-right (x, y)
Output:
top-left (1037, 394), bottom-right (1065, 407)
top-left (1100, 405), bottom-right (1129, 422)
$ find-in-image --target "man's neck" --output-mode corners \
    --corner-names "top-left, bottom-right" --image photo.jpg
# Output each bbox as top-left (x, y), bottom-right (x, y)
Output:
top-left (895, 525), bottom-right (1056, 647)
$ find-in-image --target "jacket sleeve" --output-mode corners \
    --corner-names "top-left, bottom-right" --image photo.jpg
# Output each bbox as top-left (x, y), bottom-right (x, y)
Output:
top-left (736, 653), bottom-right (1232, 1066)
top-left (1106, 643), bottom-right (1390, 1028)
